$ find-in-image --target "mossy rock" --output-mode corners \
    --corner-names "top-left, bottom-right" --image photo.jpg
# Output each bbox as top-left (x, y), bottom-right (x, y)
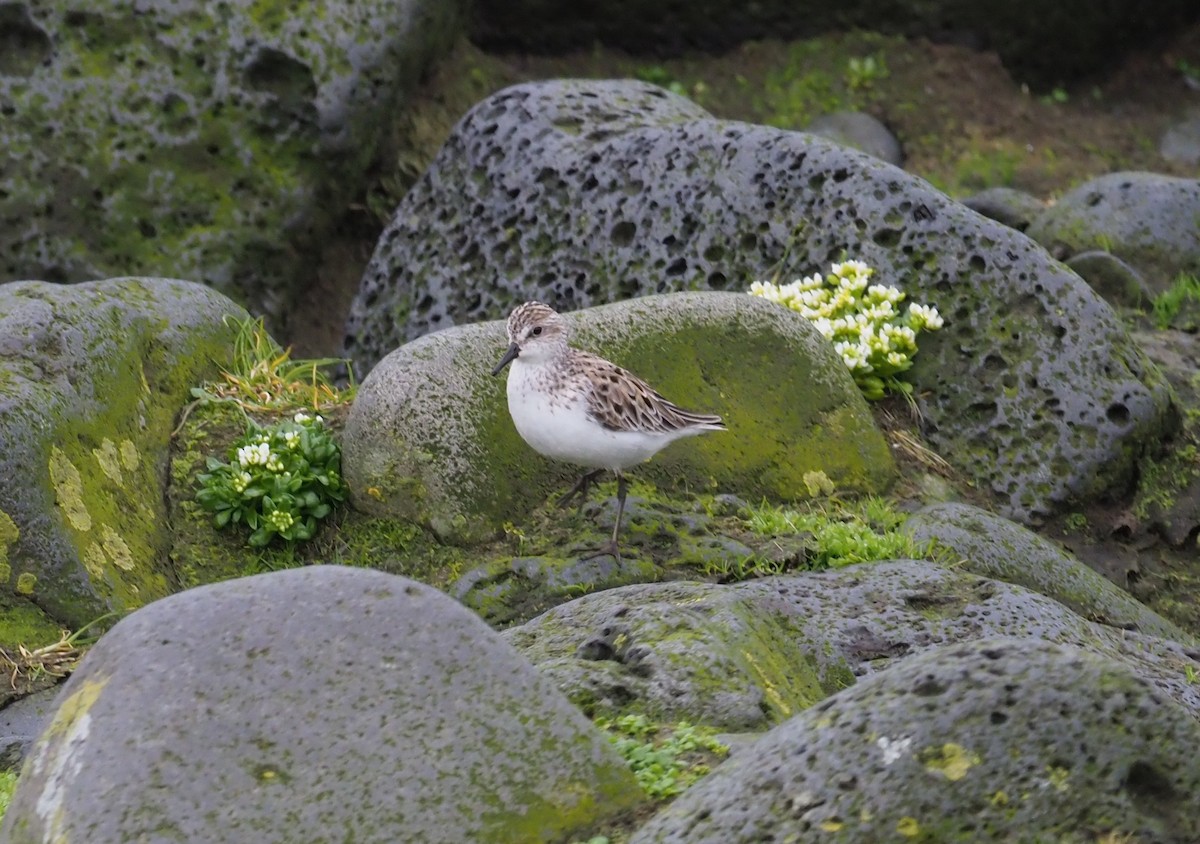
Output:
top-left (0, 566), bottom-right (644, 843)
top-left (0, 278), bottom-right (246, 635)
top-left (342, 291), bottom-right (896, 544)
top-left (0, 0), bottom-right (464, 321)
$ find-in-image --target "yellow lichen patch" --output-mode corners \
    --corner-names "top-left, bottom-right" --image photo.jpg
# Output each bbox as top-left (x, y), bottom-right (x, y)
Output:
top-left (819, 819), bottom-right (844, 832)
top-left (897, 816), bottom-right (921, 837)
top-left (0, 509), bottom-right (18, 566)
top-left (93, 438), bottom-right (124, 485)
top-left (920, 742), bottom-right (981, 781)
top-left (82, 543), bottom-right (107, 579)
top-left (803, 469), bottom-right (835, 497)
top-left (49, 446), bottom-right (92, 532)
top-left (0, 562), bottom-right (9, 584)
top-left (741, 650), bottom-right (791, 718)
top-left (119, 439), bottom-right (140, 471)
top-left (100, 525), bottom-right (135, 571)
top-left (30, 675), bottom-right (109, 840)
top-left (16, 572), bottom-right (37, 595)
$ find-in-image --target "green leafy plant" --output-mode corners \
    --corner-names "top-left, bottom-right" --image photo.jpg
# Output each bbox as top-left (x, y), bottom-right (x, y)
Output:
top-left (744, 496), bottom-right (932, 569)
top-left (594, 714), bottom-right (729, 800)
top-left (1152, 273), bottom-right (1200, 330)
top-left (845, 54), bottom-right (888, 91)
top-left (196, 413), bottom-right (346, 547)
top-left (750, 260), bottom-right (944, 399)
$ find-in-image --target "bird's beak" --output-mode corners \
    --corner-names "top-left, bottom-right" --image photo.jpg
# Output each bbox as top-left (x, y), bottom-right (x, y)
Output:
top-left (492, 342), bottom-right (520, 376)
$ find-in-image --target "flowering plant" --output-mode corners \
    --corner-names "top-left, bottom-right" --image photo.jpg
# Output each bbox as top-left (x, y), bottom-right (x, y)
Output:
top-left (750, 260), bottom-right (943, 400)
top-left (195, 412), bottom-right (345, 546)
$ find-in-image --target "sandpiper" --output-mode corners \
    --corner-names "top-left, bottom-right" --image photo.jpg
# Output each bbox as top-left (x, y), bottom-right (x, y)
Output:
top-left (491, 301), bottom-right (726, 560)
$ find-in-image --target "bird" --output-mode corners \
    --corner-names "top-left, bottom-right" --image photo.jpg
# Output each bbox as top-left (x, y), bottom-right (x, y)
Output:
top-left (491, 301), bottom-right (726, 560)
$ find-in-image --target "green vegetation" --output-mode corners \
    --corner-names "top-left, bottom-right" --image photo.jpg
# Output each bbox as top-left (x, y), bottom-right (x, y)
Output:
top-left (845, 54), bottom-right (888, 92)
top-left (750, 259), bottom-right (944, 400)
top-left (594, 713), bottom-right (729, 800)
top-left (186, 316), bottom-right (354, 548)
top-left (196, 414), bottom-right (346, 547)
top-left (1152, 273), bottom-right (1200, 330)
top-left (0, 770), bottom-right (16, 823)
top-left (187, 315), bottom-right (353, 415)
top-left (743, 496), bottom-right (933, 570)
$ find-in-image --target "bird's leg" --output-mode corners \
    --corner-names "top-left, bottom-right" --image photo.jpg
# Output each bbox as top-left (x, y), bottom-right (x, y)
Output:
top-left (580, 472), bottom-right (627, 563)
top-left (556, 468), bottom-right (605, 511)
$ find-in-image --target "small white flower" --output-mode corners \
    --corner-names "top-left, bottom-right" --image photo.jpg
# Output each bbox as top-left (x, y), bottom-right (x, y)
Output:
top-left (231, 471), bottom-right (252, 493)
top-left (877, 736), bottom-right (912, 765)
top-left (237, 442), bottom-right (272, 468)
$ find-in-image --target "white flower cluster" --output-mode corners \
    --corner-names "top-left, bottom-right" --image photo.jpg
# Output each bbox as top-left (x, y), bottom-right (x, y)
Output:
top-left (236, 441), bottom-right (283, 472)
top-left (749, 260), bottom-right (944, 399)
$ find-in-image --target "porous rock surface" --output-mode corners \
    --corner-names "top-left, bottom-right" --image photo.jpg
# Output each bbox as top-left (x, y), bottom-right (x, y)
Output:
top-left (343, 292), bottom-right (894, 543)
top-left (1027, 172), bottom-right (1200, 290)
top-left (345, 79), bottom-right (1173, 522)
top-left (504, 560), bottom-right (1200, 731)
top-left (905, 501), bottom-right (1192, 643)
top-left (0, 278), bottom-right (246, 635)
top-left (0, 0), bottom-right (462, 319)
top-left (0, 566), bottom-right (642, 844)
top-left (629, 637), bottom-right (1200, 843)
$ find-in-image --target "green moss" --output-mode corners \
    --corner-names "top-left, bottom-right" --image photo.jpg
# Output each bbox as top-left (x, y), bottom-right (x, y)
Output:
top-left (15, 573), bottom-right (36, 596)
top-left (0, 769), bottom-right (16, 825)
top-left (0, 593), bottom-right (63, 652)
top-left (0, 510), bottom-right (17, 568)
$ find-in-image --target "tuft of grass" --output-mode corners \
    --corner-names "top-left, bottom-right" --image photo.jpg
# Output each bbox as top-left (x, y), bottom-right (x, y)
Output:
top-left (1152, 273), bottom-right (1200, 329)
top-left (594, 714), bottom-right (729, 800)
top-left (182, 316), bottom-right (353, 424)
top-left (744, 496), bottom-right (932, 570)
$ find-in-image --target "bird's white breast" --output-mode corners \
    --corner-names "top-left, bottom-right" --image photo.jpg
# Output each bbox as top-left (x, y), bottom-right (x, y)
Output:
top-left (505, 359), bottom-right (677, 471)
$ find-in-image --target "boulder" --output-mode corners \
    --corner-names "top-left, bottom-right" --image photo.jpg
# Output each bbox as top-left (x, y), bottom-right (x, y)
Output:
top-left (0, 566), bottom-right (642, 843)
top-left (0, 278), bottom-right (245, 635)
top-left (342, 292), bottom-right (895, 543)
top-left (344, 79), bottom-right (1172, 523)
top-left (0, 0), bottom-right (463, 320)
top-left (1027, 172), bottom-right (1200, 290)
top-left (630, 637), bottom-right (1200, 843)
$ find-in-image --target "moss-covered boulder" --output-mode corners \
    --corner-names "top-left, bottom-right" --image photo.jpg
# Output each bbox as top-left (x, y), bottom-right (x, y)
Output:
top-left (630, 637), bottom-right (1200, 843)
top-left (504, 560), bottom-right (1200, 731)
top-left (344, 79), bottom-right (1173, 523)
top-left (905, 501), bottom-right (1192, 643)
top-left (0, 278), bottom-right (246, 637)
top-left (342, 292), bottom-right (895, 544)
top-left (0, 0), bottom-right (463, 320)
top-left (1027, 172), bottom-right (1200, 290)
top-left (0, 566), bottom-right (643, 843)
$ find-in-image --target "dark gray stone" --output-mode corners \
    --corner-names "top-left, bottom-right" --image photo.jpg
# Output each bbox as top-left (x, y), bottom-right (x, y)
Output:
top-left (961, 186), bottom-right (1045, 232)
top-left (0, 278), bottom-right (246, 633)
top-left (805, 111), bottom-right (903, 165)
top-left (0, 0), bottom-right (463, 321)
top-left (504, 560), bottom-right (1200, 730)
top-left (1027, 172), bottom-right (1200, 291)
top-left (1160, 112), bottom-right (1200, 166)
top-left (0, 566), bottom-right (642, 843)
top-left (630, 637), bottom-right (1200, 843)
top-left (1066, 250), bottom-right (1153, 307)
top-left (344, 79), bottom-right (1173, 523)
top-left (905, 501), bottom-right (1191, 643)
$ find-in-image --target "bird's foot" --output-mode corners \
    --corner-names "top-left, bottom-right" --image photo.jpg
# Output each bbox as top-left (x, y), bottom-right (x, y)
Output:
top-left (578, 539), bottom-right (621, 564)
top-left (556, 469), bottom-right (604, 511)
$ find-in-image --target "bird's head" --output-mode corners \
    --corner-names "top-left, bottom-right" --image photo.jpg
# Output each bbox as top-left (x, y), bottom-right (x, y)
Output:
top-left (492, 301), bottom-right (569, 375)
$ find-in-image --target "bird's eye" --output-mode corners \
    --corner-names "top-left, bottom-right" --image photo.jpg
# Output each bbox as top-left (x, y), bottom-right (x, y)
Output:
top-left (531, 326), bottom-right (543, 337)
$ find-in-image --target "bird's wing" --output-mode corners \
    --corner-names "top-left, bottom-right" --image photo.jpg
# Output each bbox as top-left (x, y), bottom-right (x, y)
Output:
top-left (577, 351), bottom-right (725, 435)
